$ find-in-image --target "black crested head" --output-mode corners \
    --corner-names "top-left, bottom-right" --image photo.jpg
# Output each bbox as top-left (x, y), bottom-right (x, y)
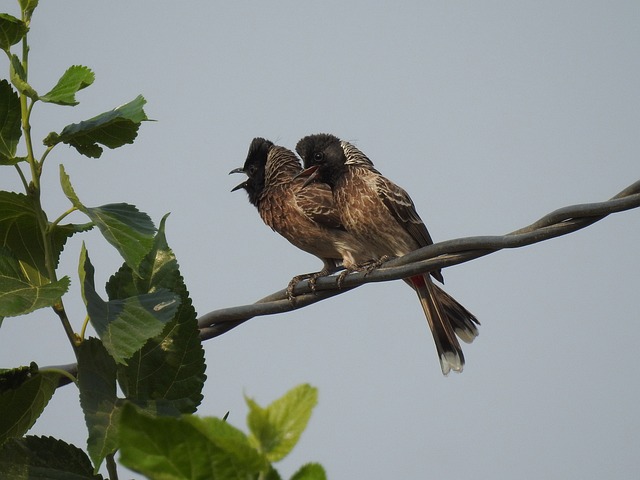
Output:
top-left (295, 133), bottom-right (341, 168)
top-left (295, 133), bottom-right (347, 187)
top-left (232, 137), bottom-right (274, 206)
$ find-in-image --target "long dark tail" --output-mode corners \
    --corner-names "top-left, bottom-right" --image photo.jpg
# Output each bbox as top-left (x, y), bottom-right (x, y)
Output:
top-left (433, 283), bottom-right (480, 344)
top-left (409, 274), bottom-right (479, 375)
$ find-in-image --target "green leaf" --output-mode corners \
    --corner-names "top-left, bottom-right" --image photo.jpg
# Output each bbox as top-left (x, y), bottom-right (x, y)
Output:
top-left (40, 65), bottom-right (95, 106)
top-left (0, 191), bottom-right (49, 286)
top-left (290, 463), bottom-right (327, 480)
top-left (111, 215), bottom-right (206, 413)
top-left (246, 384), bottom-right (318, 462)
top-left (266, 467), bottom-right (284, 480)
top-left (9, 54), bottom-right (37, 99)
top-left (0, 80), bottom-right (22, 165)
top-left (0, 364), bottom-right (61, 445)
top-left (184, 416), bottom-right (268, 473)
top-left (59, 163), bottom-right (82, 206)
top-left (0, 435), bottom-right (104, 480)
top-left (62, 165), bottom-right (156, 272)
top-left (120, 405), bottom-right (266, 480)
top-left (87, 203), bottom-right (156, 270)
top-left (77, 337), bottom-right (120, 470)
top-left (18, 0), bottom-right (39, 22)
top-left (0, 190), bottom-right (91, 288)
top-left (0, 363), bottom-right (36, 393)
top-left (0, 246), bottom-right (70, 317)
top-left (119, 404), bottom-right (216, 480)
top-left (43, 95), bottom-right (148, 158)
top-left (0, 14), bottom-right (28, 52)
top-left (80, 245), bottom-right (180, 364)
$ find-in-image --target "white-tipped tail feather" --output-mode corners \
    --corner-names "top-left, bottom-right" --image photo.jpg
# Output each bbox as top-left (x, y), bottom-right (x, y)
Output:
top-left (434, 284), bottom-right (480, 344)
top-left (440, 352), bottom-right (464, 376)
top-left (412, 274), bottom-right (474, 375)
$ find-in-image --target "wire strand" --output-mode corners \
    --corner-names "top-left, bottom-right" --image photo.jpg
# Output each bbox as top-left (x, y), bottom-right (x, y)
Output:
top-left (197, 179), bottom-right (640, 340)
top-left (50, 179), bottom-right (640, 386)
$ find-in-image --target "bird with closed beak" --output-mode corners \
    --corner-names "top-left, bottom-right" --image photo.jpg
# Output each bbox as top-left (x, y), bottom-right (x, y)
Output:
top-left (296, 133), bottom-right (479, 375)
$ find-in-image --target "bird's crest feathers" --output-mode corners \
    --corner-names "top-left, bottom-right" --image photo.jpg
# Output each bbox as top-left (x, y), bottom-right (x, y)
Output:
top-left (340, 140), bottom-right (375, 168)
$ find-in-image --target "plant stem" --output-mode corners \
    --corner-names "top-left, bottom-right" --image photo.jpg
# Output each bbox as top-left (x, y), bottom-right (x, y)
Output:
top-left (39, 144), bottom-right (54, 168)
top-left (53, 304), bottom-right (81, 348)
top-left (40, 367), bottom-right (78, 386)
top-left (49, 207), bottom-right (78, 229)
top-left (17, 21), bottom-right (78, 352)
top-left (79, 315), bottom-right (90, 340)
top-left (14, 163), bottom-right (29, 191)
top-left (106, 454), bottom-right (119, 480)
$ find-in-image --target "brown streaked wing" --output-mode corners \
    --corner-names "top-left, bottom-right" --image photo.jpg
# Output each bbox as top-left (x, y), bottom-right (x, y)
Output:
top-left (375, 175), bottom-right (435, 248)
top-left (295, 181), bottom-right (346, 230)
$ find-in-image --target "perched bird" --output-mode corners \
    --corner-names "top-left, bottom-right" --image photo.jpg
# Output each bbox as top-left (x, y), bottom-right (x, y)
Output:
top-left (296, 133), bottom-right (479, 375)
top-left (230, 137), bottom-right (368, 297)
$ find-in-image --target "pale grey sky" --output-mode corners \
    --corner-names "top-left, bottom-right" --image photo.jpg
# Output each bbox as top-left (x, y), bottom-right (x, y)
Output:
top-left (1, 1), bottom-right (639, 479)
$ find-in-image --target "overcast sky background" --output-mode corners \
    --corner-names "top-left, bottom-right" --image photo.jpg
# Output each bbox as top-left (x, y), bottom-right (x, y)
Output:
top-left (1, 1), bottom-right (639, 479)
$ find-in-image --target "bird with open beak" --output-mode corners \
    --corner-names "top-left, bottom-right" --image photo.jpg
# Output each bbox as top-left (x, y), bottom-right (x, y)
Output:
top-left (230, 137), bottom-right (369, 298)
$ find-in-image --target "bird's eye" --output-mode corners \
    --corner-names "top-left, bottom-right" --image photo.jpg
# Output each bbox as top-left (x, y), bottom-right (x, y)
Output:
top-left (247, 165), bottom-right (257, 175)
top-left (313, 152), bottom-right (324, 162)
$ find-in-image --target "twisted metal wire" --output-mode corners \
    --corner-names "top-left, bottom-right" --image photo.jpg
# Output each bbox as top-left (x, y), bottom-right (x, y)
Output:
top-left (197, 179), bottom-right (640, 340)
top-left (49, 179), bottom-right (640, 385)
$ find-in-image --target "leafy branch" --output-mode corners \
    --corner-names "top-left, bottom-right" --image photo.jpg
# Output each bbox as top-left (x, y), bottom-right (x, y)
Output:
top-left (0, 3), bottom-right (325, 480)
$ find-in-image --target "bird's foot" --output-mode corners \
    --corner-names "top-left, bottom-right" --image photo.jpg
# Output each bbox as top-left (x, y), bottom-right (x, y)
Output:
top-left (286, 269), bottom-right (332, 304)
top-left (336, 269), bottom-right (352, 289)
top-left (362, 255), bottom-right (394, 276)
top-left (307, 271), bottom-right (326, 292)
top-left (335, 261), bottom-right (375, 287)
top-left (286, 274), bottom-right (310, 304)
top-left (336, 256), bottom-right (396, 288)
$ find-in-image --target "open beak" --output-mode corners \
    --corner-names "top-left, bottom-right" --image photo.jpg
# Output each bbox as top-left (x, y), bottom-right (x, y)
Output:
top-left (229, 167), bottom-right (247, 192)
top-left (294, 165), bottom-right (320, 188)
top-left (231, 181), bottom-right (247, 192)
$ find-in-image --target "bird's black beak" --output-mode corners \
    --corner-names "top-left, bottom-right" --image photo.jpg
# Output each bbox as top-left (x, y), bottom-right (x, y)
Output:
top-left (231, 181), bottom-right (248, 192)
top-left (294, 165), bottom-right (320, 188)
top-left (229, 167), bottom-right (247, 192)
